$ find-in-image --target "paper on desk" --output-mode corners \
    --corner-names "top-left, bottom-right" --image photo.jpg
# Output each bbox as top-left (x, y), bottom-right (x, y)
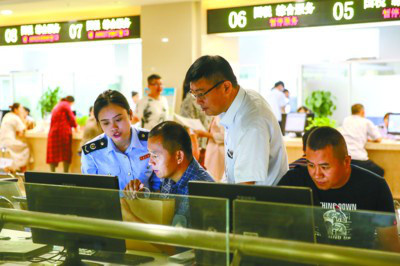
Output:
top-left (174, 114), bottom-right (206, 131)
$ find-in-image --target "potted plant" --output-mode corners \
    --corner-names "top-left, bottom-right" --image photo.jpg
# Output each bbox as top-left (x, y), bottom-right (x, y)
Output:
top-left (38, 86), bottom-right (61, 118)
top-left (305, 90), bottom-right (336, 129)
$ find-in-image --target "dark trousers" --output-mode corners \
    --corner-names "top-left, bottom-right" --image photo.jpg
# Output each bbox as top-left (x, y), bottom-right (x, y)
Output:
top-left (351, 159), bottom-right (384, 177)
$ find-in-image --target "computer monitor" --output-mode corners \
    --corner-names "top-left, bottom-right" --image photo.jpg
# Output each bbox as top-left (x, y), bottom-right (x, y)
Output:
top-left (188, 182), bottom-right (314, 265)
top-left (0, 110), bottom-right (10, 124)
top-left (387, 113), bottom-right (400, 135)
top-left (25, 172), bottom-right (124, 265)
top-left (284, 113), bottom-right (307, 134)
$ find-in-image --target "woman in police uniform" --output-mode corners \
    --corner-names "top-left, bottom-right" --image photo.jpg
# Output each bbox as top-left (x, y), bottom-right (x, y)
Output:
top-left (81, 90), bottom-right (161, 191)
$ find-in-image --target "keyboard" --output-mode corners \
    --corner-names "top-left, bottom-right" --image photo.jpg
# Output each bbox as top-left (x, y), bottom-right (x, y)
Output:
top-left (80, 251), bottom-right (154, 265)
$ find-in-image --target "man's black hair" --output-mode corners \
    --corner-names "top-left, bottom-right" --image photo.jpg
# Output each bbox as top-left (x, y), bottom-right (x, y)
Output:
top-left (307, 127), bottom-right (348, 160)
top-left (274, 81), bottom-right (285, 88)
top-left (184, 55), bottom-right (238, 87)
top-left (147, 74), bottom-right (161, 84)
top-left (149, 121), bottom-right (193, 161)
top-left (302, 127), bottom-right (318, 152)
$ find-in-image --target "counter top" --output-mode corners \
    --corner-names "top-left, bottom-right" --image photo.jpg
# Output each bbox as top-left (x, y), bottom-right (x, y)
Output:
top-left (25, 130), bottom-right (83, 140)
top-left (284, 137), bottom-right (400, 151)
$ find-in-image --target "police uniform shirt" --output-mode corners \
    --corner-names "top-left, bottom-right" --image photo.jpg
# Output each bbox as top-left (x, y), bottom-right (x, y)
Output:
top-left (81, 126), bottom-right (161, 191)
top-left (219, 86), bottom-right (289, 185)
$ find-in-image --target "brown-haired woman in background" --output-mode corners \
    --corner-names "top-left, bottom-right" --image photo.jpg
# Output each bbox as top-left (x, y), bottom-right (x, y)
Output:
top-left (0, 103), bottom-right (30, 172)
top-left (46, 96), bottom-right (77, 172)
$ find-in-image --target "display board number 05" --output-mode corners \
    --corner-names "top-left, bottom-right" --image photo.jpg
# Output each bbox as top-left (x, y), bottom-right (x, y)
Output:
top-left (333, 1), bottom-right (355, 21)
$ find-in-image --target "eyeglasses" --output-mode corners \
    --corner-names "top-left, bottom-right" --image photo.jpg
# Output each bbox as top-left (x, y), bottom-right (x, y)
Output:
top-left (190, 80), bottom-right (226, 99)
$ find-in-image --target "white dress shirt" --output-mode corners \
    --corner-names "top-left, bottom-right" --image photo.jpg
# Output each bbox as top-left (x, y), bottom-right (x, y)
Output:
top-left (220, 87), bottom-right (289, 185)
top-left (267, 88), bottom-right (286, 122)
top-left (339, 115), bottom-right (382, 161)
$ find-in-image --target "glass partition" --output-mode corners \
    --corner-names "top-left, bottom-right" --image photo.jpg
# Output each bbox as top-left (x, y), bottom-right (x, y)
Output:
top-left (2, 179), bottom-right (400, 265)
top-left (301, 60), bottom-right (400, 126)
top-left (233, 199), bottom-right (400, 265)
top-left (0, 180), bottom-right (229, 265)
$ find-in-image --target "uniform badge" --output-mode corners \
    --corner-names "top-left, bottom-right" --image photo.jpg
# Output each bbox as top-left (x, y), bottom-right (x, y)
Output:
top-left (82, 137), bottom-right (108, 155)
top-left (138, 131), bottom-right (149, 141)
top-left (140, 153), bottom-right (150, 161)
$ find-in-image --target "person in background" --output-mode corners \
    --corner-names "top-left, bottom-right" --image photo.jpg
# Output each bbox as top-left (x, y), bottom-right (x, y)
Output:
top-left (297, 106), bottom-right (311, 114)
top-left (135, 74), bottom-right (169, 130)
top-left (194, 116), bottom-right (225, 181)
top-left (130, 91), bottom-right (140, 124)
top-left (79, 106), bottom-right (103, 154)
top-left (131, 91), bottom-right (140, 106)
top-left (186, 55), bottom-right (288, 185)
top-left (279, 127), bottom-right (400, 251)
top-left (283, 89), bottom-right (291, 114)
top-left (180, 79), bottom-right (212, 164)
top-left (22, 106), bottom-right (35, 130)
top-left (289, 127), bottom-right (317, 169)
top-left (379, 113), bottom-right (396, 140)
top-left (46, 96), bottom-right (77, 173)
top-left (180, 80), bottom-right (211, 131)
top-left (267, 81), bottom-right (287, 126)
top-left (339, 103), bottom-right (384, 176)
top-left (0, 103), bottom-right (30, 172)
top-left (123, 121), bottom-right (214, 227)
top-left (81, 90), bottom-right (161, 191)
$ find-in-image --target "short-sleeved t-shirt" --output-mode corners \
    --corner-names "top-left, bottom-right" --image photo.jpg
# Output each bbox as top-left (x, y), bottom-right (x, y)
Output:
top-left (135, 96), bottom-right (168, 130)
top-left (278, 165), bottom-right (396, 249)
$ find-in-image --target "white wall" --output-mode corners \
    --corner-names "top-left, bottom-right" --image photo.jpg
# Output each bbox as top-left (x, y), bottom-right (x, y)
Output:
top-left (235, 24), bottom-right (400, 124)
top-left (0, 40), bottom-right (142, 119)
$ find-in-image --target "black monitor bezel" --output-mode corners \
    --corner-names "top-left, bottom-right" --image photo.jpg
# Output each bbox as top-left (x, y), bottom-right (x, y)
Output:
top-left (24, 171), bottom-right (125, 253)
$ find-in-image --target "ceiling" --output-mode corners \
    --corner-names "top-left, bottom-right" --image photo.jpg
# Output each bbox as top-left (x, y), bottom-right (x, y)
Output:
top-left (0, 0), bottom-right (193, 17)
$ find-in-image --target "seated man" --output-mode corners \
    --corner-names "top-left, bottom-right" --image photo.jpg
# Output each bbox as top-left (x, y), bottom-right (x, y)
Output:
top-left (279, 127), bottom-right (399, 251)
top-left (339, 103), bottom-right (384, 176)
top-left (124, 121), bottom-right (214, 226)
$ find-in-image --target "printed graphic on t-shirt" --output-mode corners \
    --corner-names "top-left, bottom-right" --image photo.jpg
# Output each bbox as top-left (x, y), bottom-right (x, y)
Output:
top-left (320, 202), bottom-right (357, 241)
top-left (139, 97), bottom-right (167, 129)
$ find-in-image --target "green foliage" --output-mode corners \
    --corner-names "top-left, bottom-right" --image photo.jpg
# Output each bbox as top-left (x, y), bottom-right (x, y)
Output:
top-left (306, 117), bottom-right (336, 130)
top-left (305, 90), bottom-right (337, 129)
top-left (38, 87), bottom-right (61, 118)
top-left (305, 90), bottom-right (336, 118)
top-left (76, 116), bottom-right (89, 127)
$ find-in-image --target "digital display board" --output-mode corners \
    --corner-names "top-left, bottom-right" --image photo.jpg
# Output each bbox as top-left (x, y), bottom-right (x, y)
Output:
top-left (208, 0), bottom-right (400, 33)
top-left (0, 16), bottom-right (140, 46)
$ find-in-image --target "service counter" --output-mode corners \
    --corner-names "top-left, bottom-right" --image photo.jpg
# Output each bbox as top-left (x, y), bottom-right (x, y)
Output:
top-left (284, 137), bottom-right (400, 200)
top-left (25, 130), bottom-right (83, 173)
top-left (23, 132), bottom-right (400, 199)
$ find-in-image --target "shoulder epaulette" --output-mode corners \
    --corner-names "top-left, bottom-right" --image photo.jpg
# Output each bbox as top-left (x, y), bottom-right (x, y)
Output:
top-left (138, 131), bottom-right (149, 141)
top-left (82, 137), bottom-right (108, 155)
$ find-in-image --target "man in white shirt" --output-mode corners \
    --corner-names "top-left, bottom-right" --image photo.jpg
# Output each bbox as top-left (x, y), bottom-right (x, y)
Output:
top-left (339, 103), bottom-right (384, 176)
top-left (185, 55), bottom-right (288, 185)
top-left (135, 74), bottom-right (169, 130)
top-left (267, 81), bottom-right (287, 125)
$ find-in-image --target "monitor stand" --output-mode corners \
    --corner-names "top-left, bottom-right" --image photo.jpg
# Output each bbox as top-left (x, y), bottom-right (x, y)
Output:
top-left (62, 245), bottom-right (102, 266)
